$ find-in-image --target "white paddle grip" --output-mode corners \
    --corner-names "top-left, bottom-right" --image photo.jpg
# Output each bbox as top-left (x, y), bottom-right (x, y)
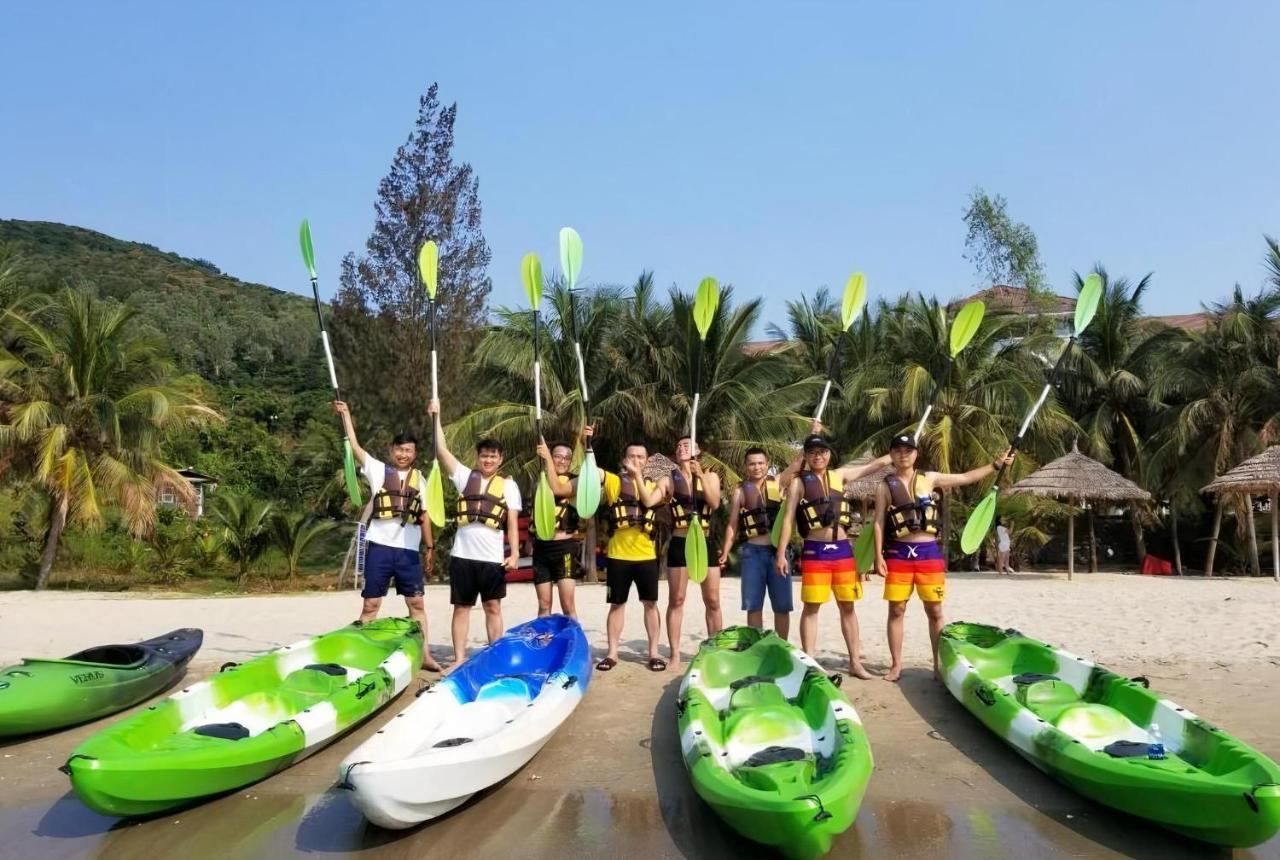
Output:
top-left (574, 342), bottom-right (589, 402)
top-left (534, 361), bottom-right (543, 420)
top-left (814, 380), bottom-right (833, 423)
top-left (1018, 383), bottom-right (1053, 438)
top-left (691, 392), bottom-right (701, 447)
top-left (430, 350), bottom-right (439, 400)
top-left (913, 405), bottom-right (933, 443)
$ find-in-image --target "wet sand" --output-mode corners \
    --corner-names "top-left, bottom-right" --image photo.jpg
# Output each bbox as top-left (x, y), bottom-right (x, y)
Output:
top-left (1, 576), bottom-right (1278, 859)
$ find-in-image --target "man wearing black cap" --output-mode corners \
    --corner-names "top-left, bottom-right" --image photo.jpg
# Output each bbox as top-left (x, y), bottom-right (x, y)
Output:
top-left (874, 433), bottom-right (1013, 681)
top-left (775, 434), bottom-right (890, 679)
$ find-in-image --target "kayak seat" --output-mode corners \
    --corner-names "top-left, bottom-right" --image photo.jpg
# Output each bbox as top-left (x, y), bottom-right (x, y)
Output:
top-left (66, 645), bottom-right (147, 667)
top-left (698, 645), bottom-right (796, 687)
top-left (735, 753), bottom-right (816, 794)
top-left (192, 722), bottom-right (251, 741)
top-left (724, 706), bottom-right (811, 770)
top-left (729, 681), bottom-right (789, 712)
top-left (1054, 703), bottom-right (1146, 750)
top-left (1016, 678), bottom-right (1081, 724)
top-left (475, 677), bottom-right (533, 703)
top-left (743, 745), bottom-right (807, 767)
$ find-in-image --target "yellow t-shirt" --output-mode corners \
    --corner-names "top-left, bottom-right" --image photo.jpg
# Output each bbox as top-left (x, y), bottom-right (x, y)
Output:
top-left (602, 471), bottom-right (657, 562)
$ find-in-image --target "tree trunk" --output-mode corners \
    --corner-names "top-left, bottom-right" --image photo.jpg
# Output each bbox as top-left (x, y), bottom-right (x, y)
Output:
top-left (1247, 497), bottom-right (1260, 577)
top-left (1205, 497), bottom-right (1223, 577)
top-left (1170, 501), bottom-right (1183, 576)
top-left (1131, 506), bottom-right (1147, 567)
top-left (1271, 491), bottom-right (1279, 583)
top-left (584, 519), bottom-right (598, 583)
top-left (1087, 504), bottom-right (1098, 573)
top-left (35, 496), bottom-right (70, 590)
top-left (1066, 497), bottom-right (1075, 582)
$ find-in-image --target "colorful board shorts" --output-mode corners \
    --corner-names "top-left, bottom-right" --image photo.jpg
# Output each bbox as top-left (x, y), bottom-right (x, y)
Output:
top-left (800, 540), bottom-right (862, 604)
top-left (883, 539), bottom-right (946, 603)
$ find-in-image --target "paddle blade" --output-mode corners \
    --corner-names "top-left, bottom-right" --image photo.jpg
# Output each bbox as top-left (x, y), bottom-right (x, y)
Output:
top-left (1075, 273), bottom-right (1103, 335)
top-left (299, 219), bottom-right (317, 280)
top-left (853, 524), bottom-right (876, 574)
top-left (425, 462), bottom-right (446, 528)
top-left (522, 253), bottom-right (545, 309)
top-left (576, 451), bottom-right (602, 518)
top-left (960, 490), bottom-right (999, 555)
top-left (342, 440), bottom-right (363, 507)
top-left (686, 521), bottom-right (708, 583)
top-left (693, 277), bottom-right (720, 340)
top-left (841, 272), bottom-right (867, 330)
top-left (949, 300), bottom-right (986, 357)
top-left (560, 227), bottom-right (583, 291)
top-left (534, 472), bottom-right (558, 541)
top-left (418, 241), bottom-right (439, 300)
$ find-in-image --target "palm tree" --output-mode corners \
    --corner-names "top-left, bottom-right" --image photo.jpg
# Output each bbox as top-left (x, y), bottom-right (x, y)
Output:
top-left (0, 290), bottom-right (217, 588)
top-left (209, 492), bottom-right (274, 585)
top-left (269, 509), bottom-right (337, 587)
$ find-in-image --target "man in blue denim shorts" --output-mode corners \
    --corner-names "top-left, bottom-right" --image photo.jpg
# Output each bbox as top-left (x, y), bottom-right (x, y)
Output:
top-left (719, 447), bottom-right (799, 640)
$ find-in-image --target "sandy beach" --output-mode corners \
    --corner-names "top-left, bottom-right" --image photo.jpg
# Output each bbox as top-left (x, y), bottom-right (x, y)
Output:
top-left (1, 572), bottom-right (1278, 859)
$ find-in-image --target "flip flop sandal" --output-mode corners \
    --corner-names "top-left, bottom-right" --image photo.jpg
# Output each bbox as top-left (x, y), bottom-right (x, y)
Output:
top-left (596, 657), bottom-right (617, 672)
top-left (647, 658), bottom-right (667, 672)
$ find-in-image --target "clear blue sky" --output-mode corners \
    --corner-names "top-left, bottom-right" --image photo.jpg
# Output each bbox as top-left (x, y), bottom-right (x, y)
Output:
top-left (4, 2), bottom-right (1278, 328)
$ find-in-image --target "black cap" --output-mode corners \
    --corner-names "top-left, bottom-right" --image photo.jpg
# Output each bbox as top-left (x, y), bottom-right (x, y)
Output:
top-left (802, 434), bottom-right (833, 452)
top-left (889, 434), bottom-right (918, 450)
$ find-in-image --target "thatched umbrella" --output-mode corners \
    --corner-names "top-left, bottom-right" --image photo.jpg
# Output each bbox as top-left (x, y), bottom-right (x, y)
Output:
top-left (1005, 442), bottom-right (1151, 580)
top-left (838, 453), bottom-right (892, 500)
top-left (1201, 446), bottom-right (1280, 581)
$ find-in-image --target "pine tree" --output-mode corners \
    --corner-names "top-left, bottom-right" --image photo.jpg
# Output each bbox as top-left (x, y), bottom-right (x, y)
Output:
top-left (332, 83), bottom-right (491, 441)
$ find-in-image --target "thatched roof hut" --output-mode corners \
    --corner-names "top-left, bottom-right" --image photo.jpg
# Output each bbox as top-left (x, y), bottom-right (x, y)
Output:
top-left (644, 453), bottom-right (675, 483)
top-left (1201, 446), bottom-right (1280, 581)
top-left (838, 453), bottom-right (892, 501)
top-left (1006, 443), bottom-right (1150, 579)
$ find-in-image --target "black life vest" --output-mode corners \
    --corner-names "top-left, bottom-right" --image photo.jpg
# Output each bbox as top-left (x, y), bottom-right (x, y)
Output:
top-left (796, 470), bottom-right (853, 538)
top-left (372, 467), bottom-right (424, 525)
top-left (553, 473), bottom-right (582, 536)
top-left (608, 474), bottom-right (656, 536)
top-left (669, 468), bottom-right (712, 530)
top-left (884, 471), bottom-right (939, 539)
top-left (738, 478), bottom-right (782, 539)
top-left (455, 470), bottom-right (509, 530)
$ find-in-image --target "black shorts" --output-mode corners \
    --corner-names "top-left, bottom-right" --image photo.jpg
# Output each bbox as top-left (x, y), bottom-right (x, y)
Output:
top-left (532, 539), bottom-right (583, 585)
top-left (666, 533), bottom-right (721, 570)
top-left (449, 557), bottom-right (507, 606)
top-left (606, 558), bottom-right (659, 604)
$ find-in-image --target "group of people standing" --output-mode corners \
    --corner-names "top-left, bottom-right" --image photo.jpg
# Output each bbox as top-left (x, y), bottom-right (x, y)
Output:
top-left (333, 399), bottom-right (1013, 680)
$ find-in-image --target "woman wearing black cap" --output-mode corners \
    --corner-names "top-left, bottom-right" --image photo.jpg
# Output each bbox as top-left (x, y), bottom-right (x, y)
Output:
top-left (874, 433), bottom-right (1014, 681)
top-left (775, 433), bottom-right (890, 679)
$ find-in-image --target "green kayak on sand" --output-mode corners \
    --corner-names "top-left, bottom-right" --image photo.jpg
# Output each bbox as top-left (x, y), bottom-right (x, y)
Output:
top-left (940, 622), bottom-right (1280, 847)
top-left (0, 629), bottom-right (202, 737)
top-left (64, 618), bottom-right (422, 817)
top-left (677, 627), bottom-right (873, 859)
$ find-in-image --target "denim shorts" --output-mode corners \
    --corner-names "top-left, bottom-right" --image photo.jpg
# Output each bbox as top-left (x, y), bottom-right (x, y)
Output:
top-left (739, 542), bottom-right (794, 613)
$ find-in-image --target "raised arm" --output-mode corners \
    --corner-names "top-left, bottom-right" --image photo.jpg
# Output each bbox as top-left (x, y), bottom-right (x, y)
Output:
top-left (837, 452), bottom-right (892, 483)
top-left (931, 448), bottom-right (1015, 490)
top-left (427, 399), bottom-right (462, 476)
top-left (775, 450), bottom-right (804, 492)
top-left (333, 401), bottom-right (368, 465)
top-left (537, 438), bottom-right (573, 498)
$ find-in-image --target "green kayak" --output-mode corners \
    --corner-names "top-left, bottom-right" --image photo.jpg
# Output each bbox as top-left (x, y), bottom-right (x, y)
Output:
top-left (64, 618), bottom-right (422, 817)
top-left (940, 622), bottom-right (1280, 847)
top-left (677, 627), bottom-right (873, 860)
top-left (0, 629), bottom-right (203, 737)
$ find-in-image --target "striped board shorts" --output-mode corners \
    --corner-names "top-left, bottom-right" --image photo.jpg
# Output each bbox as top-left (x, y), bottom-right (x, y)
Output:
top-left (883, 539), bottom-right (946, 603)
top-left (800, 539), bottom-right (862, 604)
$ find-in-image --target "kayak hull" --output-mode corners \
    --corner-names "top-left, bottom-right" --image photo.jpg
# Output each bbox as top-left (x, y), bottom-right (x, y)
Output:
top-left (342, 615), bottom-right (592, 829)
top-left (0, 629), bottom-right (203, 736)
top-left (678, 627), bottom-right (872, 860)
top-left (940, 622), bottom-right (1280, 848)
top-left (65, 619), bottom-right (422, 817)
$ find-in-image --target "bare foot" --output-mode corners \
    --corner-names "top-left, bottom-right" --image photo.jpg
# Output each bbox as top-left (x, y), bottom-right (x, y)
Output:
top-left (668, 661), bottom-right (683, 673)
top-left (933, 665), bottom-right (942, 682)
top-left (422, 655), bottom-right (444, 672)
top-left (883, 665), bottom-right (903, 682)
top-left (848, 662), bottom-right (874, 680)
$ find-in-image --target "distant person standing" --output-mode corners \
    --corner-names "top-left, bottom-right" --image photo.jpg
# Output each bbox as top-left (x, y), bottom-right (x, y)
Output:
top-left (334, 400), bottom-right (441, 671)
top-left (996, 517), bottom-right (1014, 575)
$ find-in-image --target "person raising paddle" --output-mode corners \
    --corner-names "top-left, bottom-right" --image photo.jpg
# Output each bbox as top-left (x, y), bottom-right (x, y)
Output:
top-left (659, 436), bottom-right (723, 671)
top-left (876, 433), bottom-right (1014, 682)
top-left (533, 437), bottom-right (586, 618)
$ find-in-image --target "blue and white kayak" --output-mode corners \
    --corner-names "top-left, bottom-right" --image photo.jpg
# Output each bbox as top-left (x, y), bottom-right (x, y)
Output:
top-left (339, 615), bottom-right (592, 829)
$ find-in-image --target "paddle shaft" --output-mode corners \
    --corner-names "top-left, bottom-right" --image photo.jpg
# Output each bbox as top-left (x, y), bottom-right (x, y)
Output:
top-left (988, 334), bottom-right (1078, 492)
top-left (567, 290), bottom-right (593, 443)
top-left (912, 361), bottom-right (955, 442)
top-left (813, 328), bottom-right (850, 423)
top-left (429, 298), bottom-right (439, 456)
top-left (307, 276), bottom-right (352, 445)
top-left (533, 309), bottom-right (543, 438)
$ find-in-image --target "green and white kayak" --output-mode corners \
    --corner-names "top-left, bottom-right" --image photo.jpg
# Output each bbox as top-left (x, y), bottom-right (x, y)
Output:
top-left (940, 622), bottom-right (1280, 847)
top-left (677, 627), bottom-right (873, 860)
top-left (0, 629), bottom-right (203, 736)
top-left (64, 618), bottom-right (422, 817)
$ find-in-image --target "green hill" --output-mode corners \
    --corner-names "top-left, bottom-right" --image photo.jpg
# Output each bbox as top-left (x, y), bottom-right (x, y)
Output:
top-left (0, 219), bottom-right (325, 392)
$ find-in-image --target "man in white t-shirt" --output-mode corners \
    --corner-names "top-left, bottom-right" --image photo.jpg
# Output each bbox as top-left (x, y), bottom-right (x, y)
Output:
top-left (334, 400), bottom-right (442, 671)
top-left (428, 400), bottom-right (522, 667)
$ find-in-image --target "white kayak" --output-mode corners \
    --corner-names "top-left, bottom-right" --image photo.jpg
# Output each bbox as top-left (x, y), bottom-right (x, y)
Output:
top-left (339, 615), bottom-right (592, 829)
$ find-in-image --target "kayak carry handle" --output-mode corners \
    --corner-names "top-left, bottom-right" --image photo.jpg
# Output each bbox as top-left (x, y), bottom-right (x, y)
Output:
top-left (219, 662), bottom-right (239, 673)
top-left (338, 760), bottom-right (370, 790)
top-left (560, 675), bottom-right (577, 690)
top-left (797, 794), bottom-right (832, 822)
top-left (1130, 675), bottom-right (1150, 688)
top-left (975, 686), bottom-right (996, 707)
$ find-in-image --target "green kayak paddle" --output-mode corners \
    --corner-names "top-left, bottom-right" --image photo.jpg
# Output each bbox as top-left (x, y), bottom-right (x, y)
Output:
top-left (300, 219), bottom-right (362, 508)
top-left (417, 241), bottom-right (447, 528)
top-left (523, 253), bottom-right (558, 542)
top-left (685, 277), bottom-right (720, 583)
top-left (561, 227), bottom-right (601, 518)
top-left (960, 274), bottom-right (1103, 554)
top-left (813, 272), bottom-right (866, 423)
top-left (912, 300), bottom-right (986, 442)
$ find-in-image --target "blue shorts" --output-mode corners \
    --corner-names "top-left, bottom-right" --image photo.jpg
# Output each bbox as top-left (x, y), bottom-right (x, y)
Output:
top-left (739, 542), bottom-right (794, 613)
top-left (362, 543), bottom-right (425, 599)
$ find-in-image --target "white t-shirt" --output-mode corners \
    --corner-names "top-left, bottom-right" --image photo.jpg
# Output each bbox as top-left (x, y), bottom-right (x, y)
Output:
top-left (451, 463), bottom-right (522, 564)
top-left (362, 455), bottom-right (424, 551)
top-left (996, 525), bottom-right (1011, 552)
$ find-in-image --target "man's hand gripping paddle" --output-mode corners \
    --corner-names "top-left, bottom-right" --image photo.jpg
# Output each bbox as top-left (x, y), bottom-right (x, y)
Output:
top-left (959, 274), bottom-right (1103, 554)
top-left (524, 253), bottom-right (559, 542)
top-left (300, 219), bottom-right (362, 508)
